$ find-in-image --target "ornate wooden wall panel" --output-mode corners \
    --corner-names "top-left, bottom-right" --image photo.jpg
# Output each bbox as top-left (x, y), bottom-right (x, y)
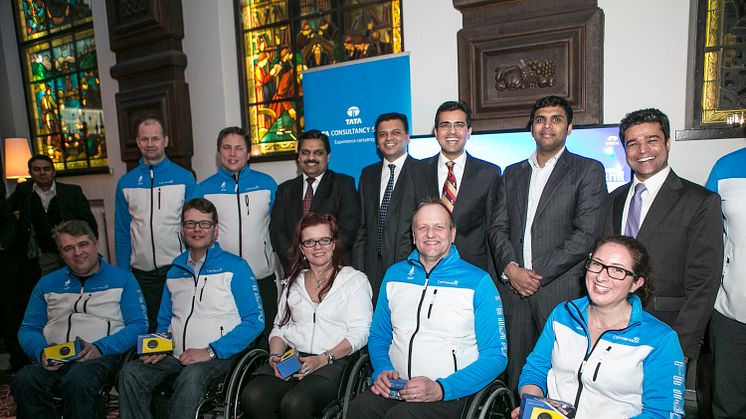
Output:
top-left (454, 0), bottom-right (603, 130)
top-left (105, 0), bottom-right (193, 171)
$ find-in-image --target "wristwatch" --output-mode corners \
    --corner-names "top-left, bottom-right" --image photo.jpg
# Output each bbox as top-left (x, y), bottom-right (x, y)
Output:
top-left (207, 346), bottom-right (216, 360)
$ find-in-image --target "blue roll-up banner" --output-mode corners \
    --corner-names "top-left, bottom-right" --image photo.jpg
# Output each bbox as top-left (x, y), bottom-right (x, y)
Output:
top-left (303, 52), bottom-right (412, 184)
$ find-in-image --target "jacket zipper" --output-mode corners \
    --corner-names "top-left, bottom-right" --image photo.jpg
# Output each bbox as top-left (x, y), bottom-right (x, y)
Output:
top-left (263, 240), bottom-right (271, 267)
top-left (149, 166), bottom-right (157, 270)
top-left (452, 349), bottom-right (458, 372)
top-left (67, 286), bottom-right (85, 342)
top-left (199, 281), bottom-right (207, 302)
top-left (427, 289), bottom-right (438, 319)
top-left (83, 294), bottom-right (91, 312)
top-left (310, 311), bottom-right (317, 354)
top-left (180, 249), bottom-right (209, 353)
top-left (407, 258), bottom-right (443, 378)
top-left (234, 174), bottom-right (243, 258)
top-left (158, 188), bottom-right (161, 209)
top-left (593, 346), bottom-right (612, 381)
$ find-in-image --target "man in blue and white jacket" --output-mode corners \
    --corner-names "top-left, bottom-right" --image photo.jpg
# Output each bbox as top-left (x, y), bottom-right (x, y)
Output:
top-left (706, 147), bottom-right (746, 419)
top-left (118, 198), bottom-right (264, 419)
top-left (115, 115), bottom-right (201, 331)
top-left (349, 199), bottom-right (508, 418)
top-left (14, 220), bottom-right (148, 418)
top-left (200, 126), bottom-right (278, 342)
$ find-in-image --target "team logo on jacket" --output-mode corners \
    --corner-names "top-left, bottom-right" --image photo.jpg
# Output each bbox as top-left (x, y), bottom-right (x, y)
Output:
top-left (137, 175), bottom-right (143, 185)
top-left (220, 181), bottom-right (226, 191)
top-left (406, 267), bottom-right (415, 280)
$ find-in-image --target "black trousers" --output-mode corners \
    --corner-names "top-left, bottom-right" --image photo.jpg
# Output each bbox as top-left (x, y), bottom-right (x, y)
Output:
top-left (348, 389), bottom-right (467, 419)
top-left (240, 370), bottom-right (338, 419)
top-left (132, 265), bottom-right (171, 332)
top-left (710, 309), bottom-right (746, 419)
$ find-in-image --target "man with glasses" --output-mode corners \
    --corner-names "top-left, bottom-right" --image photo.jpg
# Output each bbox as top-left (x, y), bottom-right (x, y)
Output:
top-left (606, 108), bottom-right (722, 364)
top-left (119, 198), bottom-right (264, 419)
top-left (115, 115), bottom-right (201, 332)
top-left (270, 129), bottom-right (360, 270)
top-left (201, 126), bottom-right (278, 345)
top-left (490, 95), bottom-right (608, 391)
top-left (353, 112), bottom-right (419, 304)
top-left (419, 101), bottom-right (503, 272)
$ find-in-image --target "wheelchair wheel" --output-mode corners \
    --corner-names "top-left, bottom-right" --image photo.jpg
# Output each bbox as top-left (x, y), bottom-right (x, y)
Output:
top-left (462, 380), bottom-right (515, 419)
top-left (340, 353), bottom-right (372, 418)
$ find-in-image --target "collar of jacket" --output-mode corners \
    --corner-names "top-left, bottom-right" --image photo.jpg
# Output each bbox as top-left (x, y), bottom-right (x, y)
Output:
top-left (565, 294), bottom-right (644, 331)
top-left (218, 165), bottom-right (252, 182)
top-left (137, 156), bottom-right (172, 173)
top-left (62, 256), bottom-right (107, 284)
top-left (406, 244), bottom-right (461, 273)
top-left (171, 242), bottom-right (223, 275)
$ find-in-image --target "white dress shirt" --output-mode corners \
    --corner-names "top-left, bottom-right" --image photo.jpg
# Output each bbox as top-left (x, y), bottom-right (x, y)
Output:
top-left (523, 147), bottom-right (565, 269)
top-left (621, 166), bottom-right (671, 235)
top-left (302, 171), bottom-right (326, 198)
top-left (437, 152), bottom-right (467, 198)
top-left (379, 153), bottom-right (408, 205)
top-left (33, 181), bottom-right (57, 211)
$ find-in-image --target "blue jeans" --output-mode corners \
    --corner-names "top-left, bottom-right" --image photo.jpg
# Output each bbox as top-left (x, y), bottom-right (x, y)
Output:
top-left (12, 355), bottom-right (121, 419)
top-left (118, 355), bottom-right (233, 419)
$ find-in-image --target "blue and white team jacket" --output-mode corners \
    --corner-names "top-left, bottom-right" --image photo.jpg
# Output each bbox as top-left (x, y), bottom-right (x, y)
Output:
top-left (706, 147), bottom-right (746, 324)
top-left (519, 296), bottom-right (686, 419)
top-left (158, 243), bottom-right (264, 359)
top-left (368, 246), bottom-right (508, 401)
top-left (115, 157), bottom-right (200, 271)
top-left (200, 166), bottom-right (277, 279)
top-left (18, 258), bottom-right (148, 363)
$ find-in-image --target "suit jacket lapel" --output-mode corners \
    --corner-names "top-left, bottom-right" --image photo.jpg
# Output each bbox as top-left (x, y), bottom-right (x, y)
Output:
top-left (533, 152), bottom-right (571, 219)
top-left (636, 171), bottom-right (683, 242)
top-left (311, 170), bottom-right (333, 210)
top-left (515, 160), bottom-right (532, 231)
top-left (290, 175), bottom-right (304, 221)
top-left (451, 154), bottom-right (479, 219)
top-left (372, 161), bottom-right (383, 213)
top-left (427, 156), bottom-right (440, 197)
top-left (385, 157), bottom-right (411, 221)
top-left (611, 183), bottom-right (631, 234)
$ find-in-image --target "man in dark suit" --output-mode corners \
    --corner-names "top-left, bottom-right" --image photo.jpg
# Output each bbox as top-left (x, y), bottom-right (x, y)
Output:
top-left (353, 112), bottom-right (418, 304)
top-left (270, 129), bottom-right (360, 270)
top-left (490, 96), bottom-right (608, 391)
top-left (419, 101), bottom-right (502, 272)
top-left (606, 108), bottom-right (723, 363)
top-left (9, 155), bottom-right (98, 275)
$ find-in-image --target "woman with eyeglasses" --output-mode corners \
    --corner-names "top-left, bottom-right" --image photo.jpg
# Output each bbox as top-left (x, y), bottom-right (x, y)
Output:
top-left (512, 236), bottom-right (685, 419)
top-left (240, 212), bottom-right (373, 419)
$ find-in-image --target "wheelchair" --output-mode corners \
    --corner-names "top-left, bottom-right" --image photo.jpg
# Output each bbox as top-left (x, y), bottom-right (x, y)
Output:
top-left (324, 354), bottom-right (515, 419)
top-left (150, 347), bottom-right (268, 419)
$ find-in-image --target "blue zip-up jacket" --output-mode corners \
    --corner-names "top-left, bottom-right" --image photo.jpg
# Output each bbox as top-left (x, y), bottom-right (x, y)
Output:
top-left (158, 243), bottom-right (264, 359)
top-left (19, 258), bottom-right (148, 363)
top-left (369, 246), bottom-right (508, 401)
top-left (200, 166), bottom-right (277, 279)
top-left (115, 157), bottom-right (201, 270)
top-left (706, 147), bottom-right (746, 324)
top-left (519, 296), bottom-right (686, 419)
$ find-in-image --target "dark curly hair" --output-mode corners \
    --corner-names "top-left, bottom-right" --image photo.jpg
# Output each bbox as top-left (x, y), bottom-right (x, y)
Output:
top-left (590, 235), bottom-right (654, 305)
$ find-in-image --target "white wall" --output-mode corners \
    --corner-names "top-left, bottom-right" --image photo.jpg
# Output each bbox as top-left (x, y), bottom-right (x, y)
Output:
top-left (4, 0), bottom-right (744, 258)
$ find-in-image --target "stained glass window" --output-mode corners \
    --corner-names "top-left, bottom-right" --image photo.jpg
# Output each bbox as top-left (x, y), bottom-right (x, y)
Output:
top-left (695, 0), bottom-right (746, 127)
top-left (236, 0), bottom-right (403, 159)
top-left (13, 0), bottom-right (108, 174)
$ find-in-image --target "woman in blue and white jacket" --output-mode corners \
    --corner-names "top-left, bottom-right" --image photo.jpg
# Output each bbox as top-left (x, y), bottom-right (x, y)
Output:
top-left (514, 236), bottom-right (686, 419)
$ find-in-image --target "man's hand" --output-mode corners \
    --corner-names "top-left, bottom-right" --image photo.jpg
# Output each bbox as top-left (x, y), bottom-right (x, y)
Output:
top-left (399, 376), bottom-right (443, 403)
top-left (141, 354), bottom-right (167, 364)
top-left (293, 354), bottom-right (327, 380)
top-left (179, 348), bottom-right (212, 366)
top-left (40, 345), bottom-right (63, 372)
top-left (511, 384), bottom-right (544, 418)
top-left (371, 370), bottom-right (399, 398)
top-left (505, 263), bottom-right (542, 297)
top-left (76, 337), bottom-right (102, 363)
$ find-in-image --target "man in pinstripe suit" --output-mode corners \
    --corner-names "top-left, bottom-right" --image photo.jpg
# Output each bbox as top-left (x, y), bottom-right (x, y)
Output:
top-left (490, 96), bottom-right (608, 392)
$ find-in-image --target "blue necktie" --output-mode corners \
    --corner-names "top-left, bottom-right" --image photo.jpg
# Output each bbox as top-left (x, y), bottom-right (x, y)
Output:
top-left (377, 164), bottom-right (396, 254)
top-left (625, 183), bottom-right (647, 237)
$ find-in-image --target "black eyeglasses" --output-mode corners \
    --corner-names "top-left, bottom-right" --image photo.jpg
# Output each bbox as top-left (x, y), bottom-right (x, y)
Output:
top-left (182, 220), bottom-right (215, 229)
top-left (436, 121), bottom-right (468, 131)
top-left (585, 258), bottom-right (636, 281)
top-left (301, 237), bottom-right (333, 248)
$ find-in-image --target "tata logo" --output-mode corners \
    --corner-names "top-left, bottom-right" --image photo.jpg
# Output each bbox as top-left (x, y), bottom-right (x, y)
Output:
top-left (346, 106), bottom-right (362, 125)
